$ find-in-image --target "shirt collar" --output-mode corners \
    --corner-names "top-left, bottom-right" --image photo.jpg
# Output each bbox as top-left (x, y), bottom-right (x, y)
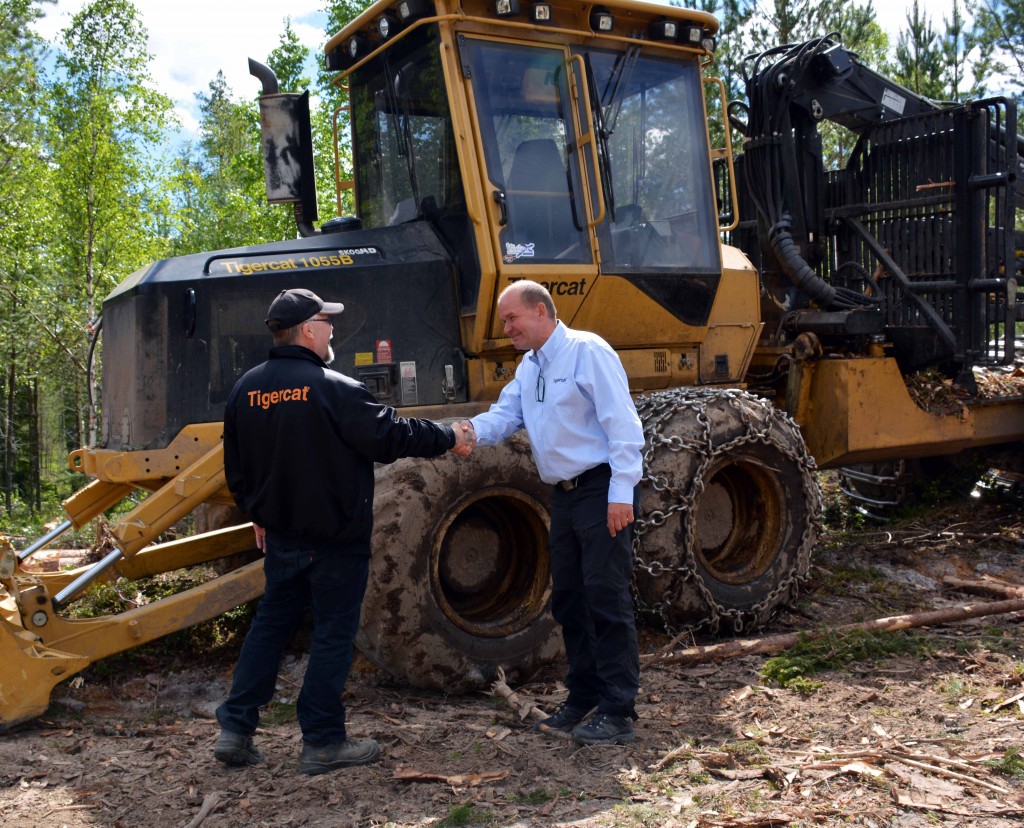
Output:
top-left (530, 321), bottom-right (566, 370)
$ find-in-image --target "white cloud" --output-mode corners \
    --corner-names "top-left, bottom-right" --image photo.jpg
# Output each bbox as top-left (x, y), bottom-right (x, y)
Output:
top-left (37, 0), bottom-right (329, 144)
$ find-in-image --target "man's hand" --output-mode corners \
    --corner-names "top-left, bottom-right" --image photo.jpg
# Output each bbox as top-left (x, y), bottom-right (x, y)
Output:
top-left (253, 523), bottom-right (266, 552)
top-left (607, 502), bottom-right (634, 537)
top-left (450, 420), bottom-right (476, 457)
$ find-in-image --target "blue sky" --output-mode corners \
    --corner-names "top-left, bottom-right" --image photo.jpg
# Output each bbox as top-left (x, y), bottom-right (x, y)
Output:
top-left (36, 0), bottom-right (329, 136)
top-left (35, 0), bottom-right (964, 140)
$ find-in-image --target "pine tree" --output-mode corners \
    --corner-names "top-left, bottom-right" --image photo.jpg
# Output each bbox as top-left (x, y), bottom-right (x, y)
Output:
top-left (893, 0), bottom-right (945, 98)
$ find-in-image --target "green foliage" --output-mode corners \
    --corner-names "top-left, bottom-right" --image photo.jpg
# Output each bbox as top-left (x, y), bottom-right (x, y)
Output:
top-left (761, 629), bottom-right (929, 691)
top-left (746, 0), bottom-right (880, 51)
top-left (892, 0), bottom-right (946, 98)
top-left (268, 18), bottom-right (311, 91)
top-left (0, 0), bottom-right (57, 518)
top-left (66, 566), bottom-right (257, 653)
top-left (970, 0), bottom-right (1024, 100)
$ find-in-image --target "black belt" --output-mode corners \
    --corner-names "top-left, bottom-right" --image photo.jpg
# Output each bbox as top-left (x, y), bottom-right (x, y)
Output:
top-left (556, 463), bottom-right (610, 492)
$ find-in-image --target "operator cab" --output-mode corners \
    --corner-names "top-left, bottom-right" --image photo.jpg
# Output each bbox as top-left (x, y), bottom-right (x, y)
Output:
top-left (340, 1), bottom-right (722, 318)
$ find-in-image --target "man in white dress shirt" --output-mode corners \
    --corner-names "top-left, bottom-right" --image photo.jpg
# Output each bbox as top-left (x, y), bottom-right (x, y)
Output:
top-left (463, 280), bottom-right (645, 745)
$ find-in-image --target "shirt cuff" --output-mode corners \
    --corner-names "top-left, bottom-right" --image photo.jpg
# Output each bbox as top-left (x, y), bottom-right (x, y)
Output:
top-left (608, 480), bottom-right (635, 505)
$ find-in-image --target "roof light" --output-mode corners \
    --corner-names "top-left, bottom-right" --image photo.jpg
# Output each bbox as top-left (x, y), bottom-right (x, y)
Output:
top-left (679, 25), bottom-right (703, 45)
top-left (495, 0), bottom-right (520, 17)
top-left (530, 2), bottom-right (552, 23)
top-left (376, 12), bottom-right (399, 39)
top-left (347, 33), bottom-right (370, 61)
top-left (702, 36), bottom-right (717, 53)
top-left (589, 7), bottom-right (614, 32)
top-left (649, 20), bottom-right (677, 41)
top-left (397, 0), bottom-right (431, 24)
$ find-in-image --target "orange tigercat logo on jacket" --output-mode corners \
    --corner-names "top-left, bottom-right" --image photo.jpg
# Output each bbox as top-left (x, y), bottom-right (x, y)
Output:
top-left (247, 387), bottom-right (311, 409)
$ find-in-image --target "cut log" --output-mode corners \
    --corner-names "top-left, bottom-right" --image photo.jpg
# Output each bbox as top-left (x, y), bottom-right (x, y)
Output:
top-left (641, 599), bottom-right (1024, 668)
top-left (941, 576), bottom-right (1024, 599)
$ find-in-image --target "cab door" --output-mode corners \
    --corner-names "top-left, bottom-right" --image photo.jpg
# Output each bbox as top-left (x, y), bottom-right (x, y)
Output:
top-left (459, 38), bottom-right (601, 325)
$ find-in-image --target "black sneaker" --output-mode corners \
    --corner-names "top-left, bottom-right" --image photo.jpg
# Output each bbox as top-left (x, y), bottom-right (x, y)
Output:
top-left (299, 738), bottom-right (381, 775)
top-left (571, 713), bottom-right (635, 746)
top-left (533, 703), bottom-right (592, 734)
top-left (214, 730), bottom-right (262, 766)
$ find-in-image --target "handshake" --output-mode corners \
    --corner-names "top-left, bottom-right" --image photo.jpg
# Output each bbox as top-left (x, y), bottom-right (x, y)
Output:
top-left (449, 420), bottom-right (476, 457)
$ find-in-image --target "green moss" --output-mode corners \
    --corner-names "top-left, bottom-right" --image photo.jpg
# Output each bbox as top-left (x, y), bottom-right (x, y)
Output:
top-left (436, 802), bottom-right (495, 826)
top-left (761, 628), bottom-right (929, 689)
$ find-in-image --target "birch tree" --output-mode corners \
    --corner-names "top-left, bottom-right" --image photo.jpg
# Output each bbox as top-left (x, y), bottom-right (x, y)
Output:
top-left (47, 0), bottom-right (174, 447)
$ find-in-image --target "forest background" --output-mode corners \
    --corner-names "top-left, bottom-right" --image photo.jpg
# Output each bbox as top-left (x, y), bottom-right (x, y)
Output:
top-left (2, 0), bottom-right (1023, 541)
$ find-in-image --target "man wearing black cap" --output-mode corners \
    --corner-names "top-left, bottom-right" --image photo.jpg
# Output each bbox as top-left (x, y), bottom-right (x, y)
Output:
top-left (214, 288), bottom-right (474, 776)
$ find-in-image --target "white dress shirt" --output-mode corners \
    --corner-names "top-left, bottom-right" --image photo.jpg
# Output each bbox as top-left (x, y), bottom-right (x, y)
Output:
top-left (471, 321), bottom-right (645, 504)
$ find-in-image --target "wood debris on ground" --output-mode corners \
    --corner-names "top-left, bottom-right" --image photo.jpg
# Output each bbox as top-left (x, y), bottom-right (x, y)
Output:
top-left (906, 341), bottom-right (1024, 415)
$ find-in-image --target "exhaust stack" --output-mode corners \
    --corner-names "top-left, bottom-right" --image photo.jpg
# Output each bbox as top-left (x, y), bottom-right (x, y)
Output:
top-left (248, 58), bottom-right (319, 237)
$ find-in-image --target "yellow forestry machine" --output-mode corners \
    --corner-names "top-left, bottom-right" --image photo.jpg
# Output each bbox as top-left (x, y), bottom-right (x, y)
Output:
top-left (2, 0), bottom-right (1022, 726)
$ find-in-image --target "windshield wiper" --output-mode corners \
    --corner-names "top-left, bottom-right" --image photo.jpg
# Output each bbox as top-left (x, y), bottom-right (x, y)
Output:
top-left (583, 52), bottom-right (616, 222)
top-left (381, 50), bottom-right (421, 217)
top-left (601, 45), bottom-right (640, 138)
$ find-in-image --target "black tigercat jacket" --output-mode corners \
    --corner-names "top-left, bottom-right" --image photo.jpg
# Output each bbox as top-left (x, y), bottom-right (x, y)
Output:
top-left (224, 345), bottom-right (455, 551)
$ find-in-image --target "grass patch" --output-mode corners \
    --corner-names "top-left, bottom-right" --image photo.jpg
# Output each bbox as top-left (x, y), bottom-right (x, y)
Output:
top-left (262, 701), bottom-right (297, 726)
top-left (934, 675), bottom-right (969, 700)
top-left (820, 564), bottom-right (887, 590)
top-left (987, 748), bottom-right (1024, 778)
top-left (724, 739), bottom-right (769, 765)
top-left (761, 628), bottom-right (930, 692)
top-left (608, 802), bottom-right (668, 827)
top-left (513, 789), bottom-right (554, 805)
top-left (436, 802), bottom-right (495, 827)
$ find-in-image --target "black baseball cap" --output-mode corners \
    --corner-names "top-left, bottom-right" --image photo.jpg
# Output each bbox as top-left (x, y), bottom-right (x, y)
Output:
top-left (265, 288), bottom-right (344, 332)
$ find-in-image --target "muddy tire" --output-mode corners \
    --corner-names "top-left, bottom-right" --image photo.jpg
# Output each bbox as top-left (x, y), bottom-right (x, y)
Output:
top-left (357, 431), bottom-right (563, 692)
top-left (634, 389), bottom-right (821, 633)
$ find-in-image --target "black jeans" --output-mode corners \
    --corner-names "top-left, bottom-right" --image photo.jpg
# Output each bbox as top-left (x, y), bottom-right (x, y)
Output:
top-left (549, 470), bottom-right (640, 718)
top-left (216, 535), bottom-right (369, 745)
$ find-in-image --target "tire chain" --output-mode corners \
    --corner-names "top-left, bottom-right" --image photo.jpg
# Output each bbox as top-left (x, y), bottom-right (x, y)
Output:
top-left (630, 387), bottom-right (823, 636)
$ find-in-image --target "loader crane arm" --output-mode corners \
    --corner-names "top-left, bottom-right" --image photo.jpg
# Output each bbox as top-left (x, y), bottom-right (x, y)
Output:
top-left (732, 34), bottom-right (1023, 380)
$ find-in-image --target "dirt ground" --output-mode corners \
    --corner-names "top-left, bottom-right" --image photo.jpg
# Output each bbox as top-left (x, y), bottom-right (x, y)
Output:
top-left (2, 481), bottom-right (1023, 828)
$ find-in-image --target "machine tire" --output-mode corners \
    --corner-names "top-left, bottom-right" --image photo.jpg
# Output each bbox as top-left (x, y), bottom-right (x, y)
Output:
top-left (634, 389), bottom-right (821, 633)
top-left (357, 431), bottom-right (563, 692)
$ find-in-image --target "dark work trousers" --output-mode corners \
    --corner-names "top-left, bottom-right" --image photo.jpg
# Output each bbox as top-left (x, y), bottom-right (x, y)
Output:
top-left (548, 469), bottom-right (640, 719)
top-left (216, 535), bottom-right (369, 746)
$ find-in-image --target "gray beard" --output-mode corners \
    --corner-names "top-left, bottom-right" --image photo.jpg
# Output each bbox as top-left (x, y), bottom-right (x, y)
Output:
top-left (325, 344), bottom-right (335, 364)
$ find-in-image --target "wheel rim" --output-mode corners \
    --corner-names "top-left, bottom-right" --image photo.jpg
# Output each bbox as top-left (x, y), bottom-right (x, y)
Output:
top-left (430, 487), bottom-right (550, 637)
top-left (693, 457), bottom-right (785, 585)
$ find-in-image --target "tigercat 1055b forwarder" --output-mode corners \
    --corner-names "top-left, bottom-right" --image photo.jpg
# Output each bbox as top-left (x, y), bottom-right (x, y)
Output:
top-left (2, 0), bottom-right (1022, 727)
